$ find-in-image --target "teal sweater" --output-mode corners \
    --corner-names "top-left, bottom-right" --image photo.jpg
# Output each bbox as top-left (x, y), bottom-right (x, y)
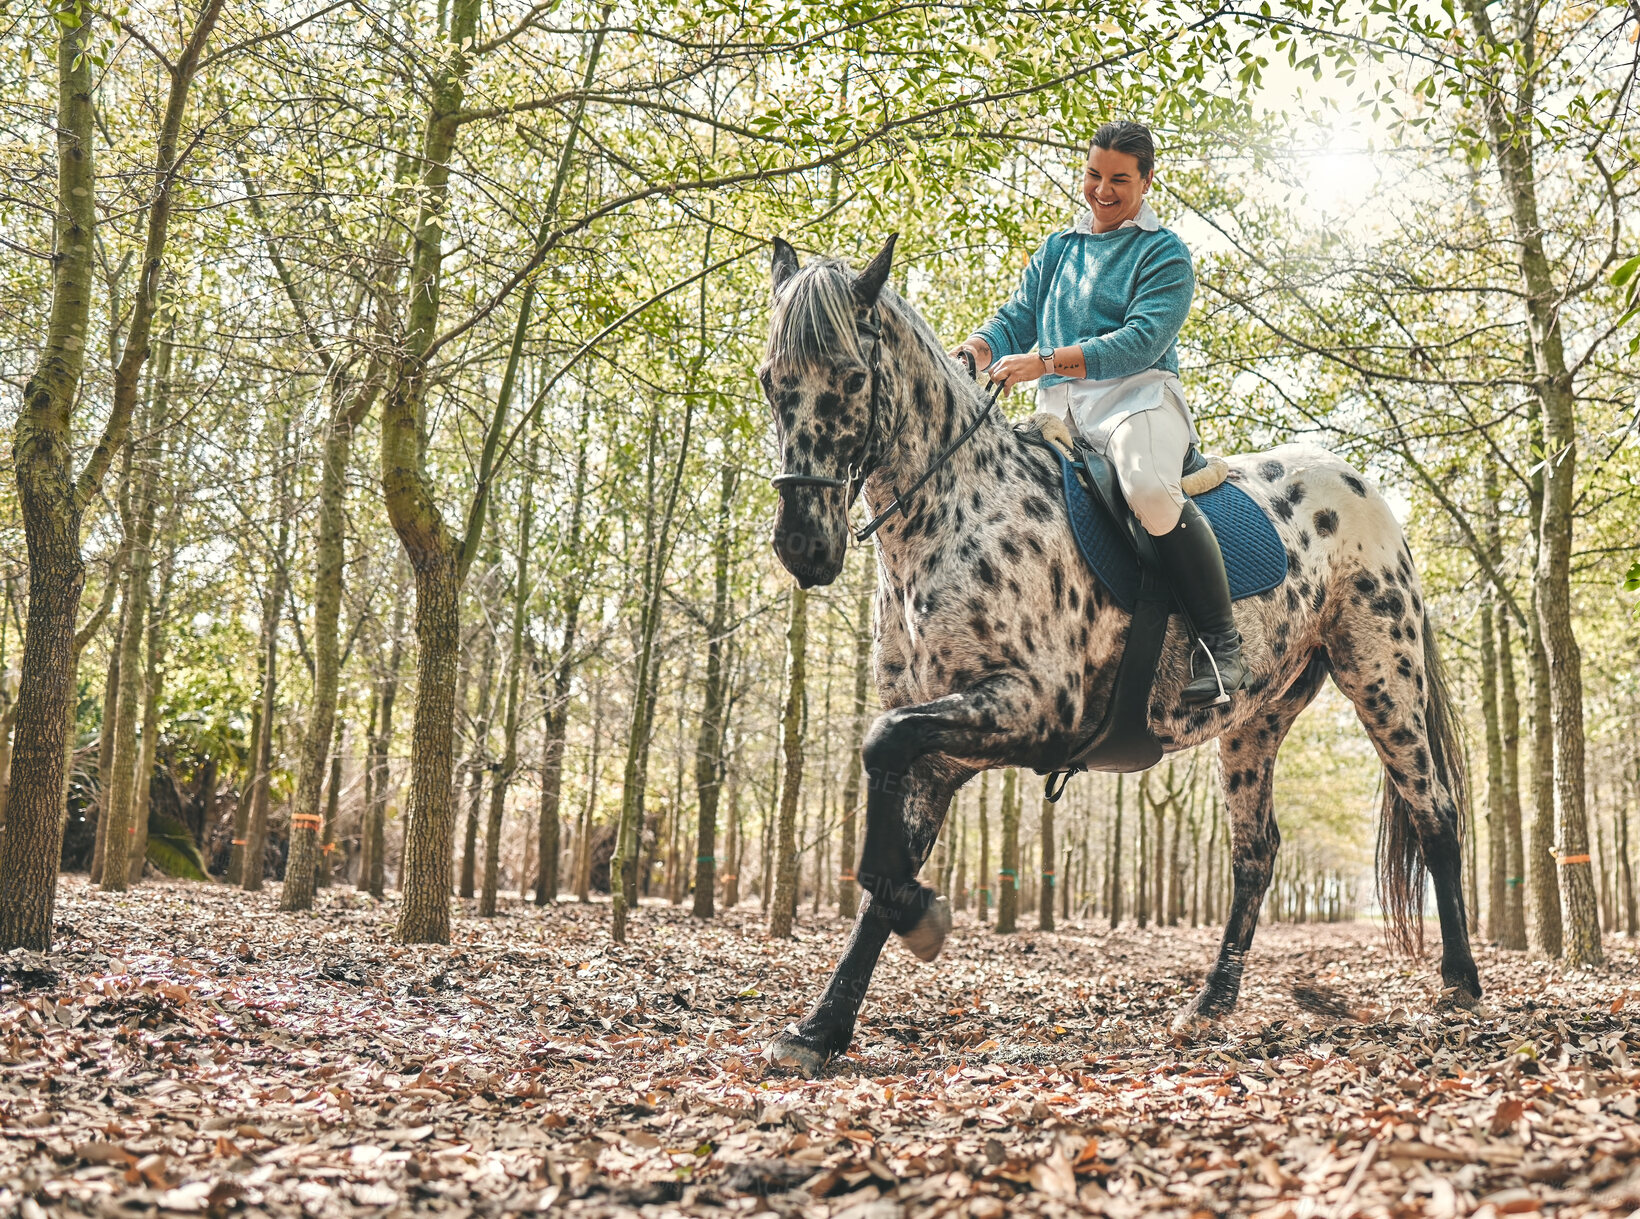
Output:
top-left (975, 224), bottom-right (1194, 387)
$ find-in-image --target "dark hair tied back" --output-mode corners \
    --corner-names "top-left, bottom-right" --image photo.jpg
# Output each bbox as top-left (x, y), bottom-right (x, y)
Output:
top-left (1089, 120), bottom-right (1155, 178)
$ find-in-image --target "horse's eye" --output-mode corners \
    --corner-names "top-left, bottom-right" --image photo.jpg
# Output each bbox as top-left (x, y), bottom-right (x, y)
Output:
top-left (758, 369), bottom-right (775, 399)
top-left (844, 372), bottom-right (868, 396)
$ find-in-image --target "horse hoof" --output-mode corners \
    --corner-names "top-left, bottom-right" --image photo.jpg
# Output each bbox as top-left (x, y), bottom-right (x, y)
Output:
top-left (764, 1026), bottom-right (827, 1078)
top-left (901, 895), bottom-right (951, 962)
top-left (1170, 1008), bottom-right (1223, 1041)
top-left (1436, 985), bottom-right (1484, 1014)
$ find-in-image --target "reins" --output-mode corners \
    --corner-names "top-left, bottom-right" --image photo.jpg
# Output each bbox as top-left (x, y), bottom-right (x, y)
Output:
top-left (769, 329), bottom-right (1002, 544)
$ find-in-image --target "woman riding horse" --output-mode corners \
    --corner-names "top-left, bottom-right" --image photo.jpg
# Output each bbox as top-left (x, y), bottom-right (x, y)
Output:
top-left (953, 121), bottom-right (1246, 706)
top-left (760, 132), bottom-right (1479, 1075)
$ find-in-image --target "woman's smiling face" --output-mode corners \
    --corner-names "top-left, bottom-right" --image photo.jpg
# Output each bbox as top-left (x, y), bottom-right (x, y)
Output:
top-left (1083, 146), bottom-right (1151, 232)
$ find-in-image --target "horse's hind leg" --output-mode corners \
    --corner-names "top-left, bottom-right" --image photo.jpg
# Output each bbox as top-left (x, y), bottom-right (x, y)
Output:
top-left (1327, 596), bottom-right (1481, 1008)
top-left (767, 756), bottom-right (963, 1075)
top-left (1174, 654), bottom-right (1329, 1037)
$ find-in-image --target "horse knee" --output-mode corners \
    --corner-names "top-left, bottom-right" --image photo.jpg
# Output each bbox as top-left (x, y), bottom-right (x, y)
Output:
top-left (1127, 472), bottom-right (1186, 535)
top-left (861, 710), bottom-right (917, 787)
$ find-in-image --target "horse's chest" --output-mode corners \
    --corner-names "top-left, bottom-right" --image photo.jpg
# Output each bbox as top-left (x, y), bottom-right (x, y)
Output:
top-left (875, 574), bottom-right (988, 702)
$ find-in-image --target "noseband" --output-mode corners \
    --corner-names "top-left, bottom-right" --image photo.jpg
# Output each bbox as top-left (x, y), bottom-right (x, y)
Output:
top-left (768, 323), bottom-right (999, 544)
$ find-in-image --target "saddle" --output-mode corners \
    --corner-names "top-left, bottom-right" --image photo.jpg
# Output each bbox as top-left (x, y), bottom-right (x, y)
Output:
top-left (1014, 414), bottom-right (1284, 799)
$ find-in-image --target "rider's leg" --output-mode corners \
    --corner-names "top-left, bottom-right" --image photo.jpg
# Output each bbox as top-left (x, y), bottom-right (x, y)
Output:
top-left (1107, 406), bottom-right (1247, 705)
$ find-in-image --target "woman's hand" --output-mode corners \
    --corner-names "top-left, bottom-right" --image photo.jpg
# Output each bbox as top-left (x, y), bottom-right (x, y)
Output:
top-left (989, 352), bottom-right (1049, 395)
top-left (949, 337), bottom-right (992, 374)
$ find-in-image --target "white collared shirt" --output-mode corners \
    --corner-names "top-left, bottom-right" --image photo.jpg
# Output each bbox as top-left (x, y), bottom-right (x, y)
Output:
top-left (1069, 198), bottom-right (1161, 236)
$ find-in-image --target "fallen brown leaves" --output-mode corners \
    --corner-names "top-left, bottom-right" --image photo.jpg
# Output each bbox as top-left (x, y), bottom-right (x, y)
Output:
top-left (2, 878), bottom-right (1637, 1218)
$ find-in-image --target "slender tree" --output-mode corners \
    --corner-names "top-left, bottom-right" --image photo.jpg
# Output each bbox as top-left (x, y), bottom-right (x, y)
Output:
top-left (996, 768), bottom-right (1020, 933)
top-left (1, 0), bottom-right (221, 948)
top-left (692, 464), bottom-right (736, 918)
top-left (768, 587), bottom-right (807, 940)
top-left (1038, 794), bottom-right (1055, 932)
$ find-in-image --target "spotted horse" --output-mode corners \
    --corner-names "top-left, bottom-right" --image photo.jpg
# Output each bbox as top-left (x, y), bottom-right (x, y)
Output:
top-left (758, 235), bottom-right (1478, 1075)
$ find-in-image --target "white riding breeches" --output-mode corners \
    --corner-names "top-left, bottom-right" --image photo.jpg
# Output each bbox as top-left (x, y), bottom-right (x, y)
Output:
top-left (1037, 375), bottom-right (1194, 536)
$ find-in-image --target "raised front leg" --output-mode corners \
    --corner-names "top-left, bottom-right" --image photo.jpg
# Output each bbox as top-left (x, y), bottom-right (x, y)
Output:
top-left (854, 684), bottom-right (1036, 951)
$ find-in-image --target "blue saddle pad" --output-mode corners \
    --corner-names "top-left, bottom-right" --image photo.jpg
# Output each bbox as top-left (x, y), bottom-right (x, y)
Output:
top-left (1057, 451), bottom-right (1288, 612)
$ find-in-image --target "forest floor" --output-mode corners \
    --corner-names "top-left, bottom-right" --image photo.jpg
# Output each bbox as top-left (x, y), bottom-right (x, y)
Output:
top-left (3, 879), bottom-right (1638, 1219)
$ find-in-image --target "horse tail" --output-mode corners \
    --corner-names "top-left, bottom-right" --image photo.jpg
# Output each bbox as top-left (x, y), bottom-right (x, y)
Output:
top-left (1376, 606), bottom-right (1469, 957)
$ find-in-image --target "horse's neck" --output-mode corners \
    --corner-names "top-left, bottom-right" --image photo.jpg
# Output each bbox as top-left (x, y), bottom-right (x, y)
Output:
top-left (865, 328), bottom-right (1016, 575)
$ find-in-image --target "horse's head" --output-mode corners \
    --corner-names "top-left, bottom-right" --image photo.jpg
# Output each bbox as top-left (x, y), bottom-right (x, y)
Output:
top-left (760, 234), bottom-right (897, 587)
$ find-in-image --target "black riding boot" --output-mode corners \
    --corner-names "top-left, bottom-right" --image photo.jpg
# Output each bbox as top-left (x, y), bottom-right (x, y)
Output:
top-left (1150, 500), bottom-right (1248, 706)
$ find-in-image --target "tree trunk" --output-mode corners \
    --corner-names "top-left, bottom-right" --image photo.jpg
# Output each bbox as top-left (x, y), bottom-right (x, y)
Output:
top-left (90, 584), bottom-right (127, 885)
top-left (1109, 774), bottom-right (1124, 928)
top-left (611, 387), bottom-right (696, 943)
top-left (242, 438), bottom-right (292, 894)
top-left (976, 771), bottom-right (991, 923)
top-left (230, 701), bottom-right (260, 885)
top-left (1038, 793), bottom-right (1055, 932)
top-left (1463, 0), bottom-right (1598, 968)
top-left (128, 512), bottom-right (176, 886)
top-left (381, 0), bottom-right (483, 946)
top-left (284, 368), bottom-right (377, 910)
top-left (996, 768), bottom-right (1020, 933)
top-left (480, 457), bottom-right (535, 918)
top-left (396, 556), bottom-right (462, 941)
top-left (460, 626), bottom-right (497, 901)
top-left (90, 590), bottom-right (126, 886)
top-left (318, 721), bottom-right (343, 888)
top-left (100, 415), bottom-right (162, 892)
top-left (1, 0), bottom-right (220, 950)
top-left (1482, 598), bottom-right (1508, 942)
top-left (534, 412), bottom-right (590, 907)
top-left (362, 587), bottom-right (406, 898)
top-left (575, 680), bottom-right (602, 903)
top-left (1619, 753), bottom-right (1636, 936)
top-left (692, 464), bottom-right (736, 919)
top-left (768, 587), bottom-right (807, 940)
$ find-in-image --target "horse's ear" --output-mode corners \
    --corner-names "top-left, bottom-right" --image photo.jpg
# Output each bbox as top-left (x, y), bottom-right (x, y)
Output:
top-left (771, 238), bottom-right (800, 294)
top-left (852, 233), bottom-right (898, 308)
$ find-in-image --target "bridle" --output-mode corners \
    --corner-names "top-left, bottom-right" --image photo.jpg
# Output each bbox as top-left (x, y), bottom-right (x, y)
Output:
top-left (768, 315), bottom-right (1001, 544)
top-left (768, 308), bottom-right (885, 510)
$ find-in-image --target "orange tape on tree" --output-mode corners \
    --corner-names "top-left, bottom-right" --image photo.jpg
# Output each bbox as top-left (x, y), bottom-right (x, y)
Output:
top-left (1558, 853), bottom-right (1591, 866)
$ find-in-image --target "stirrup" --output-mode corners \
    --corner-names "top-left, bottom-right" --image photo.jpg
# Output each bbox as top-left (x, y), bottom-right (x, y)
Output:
top-left (1194, 637), bottom-right (1231, 706)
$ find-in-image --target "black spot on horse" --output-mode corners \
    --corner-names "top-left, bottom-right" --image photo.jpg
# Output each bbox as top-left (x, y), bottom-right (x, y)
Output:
top-left (1273, 497), bottom-right (1294, 521)
top-left (1313, 508), bottom-right (1338, 536)
top-left (976, 558), bottom-right (998, 587)
top-left (1285, 482), bottom-right (1306, 506)
top-left (1342, 472), bottom-right (1367, 497)
top-left (1000, 538), bottom-right (1020, 561)
top-left (1259, 460), bottom-right (1285, 481)
top-left (1023, 496), bottom-right (1053, 523)
top-left (1370, 592), bottom-right (1406, 618)
top-left (1354, 574), bottom-right (1378, 595)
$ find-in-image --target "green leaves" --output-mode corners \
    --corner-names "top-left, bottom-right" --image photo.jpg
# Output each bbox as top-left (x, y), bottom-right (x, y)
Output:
top-left (1614, 253), bottom-right (1640, 354)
